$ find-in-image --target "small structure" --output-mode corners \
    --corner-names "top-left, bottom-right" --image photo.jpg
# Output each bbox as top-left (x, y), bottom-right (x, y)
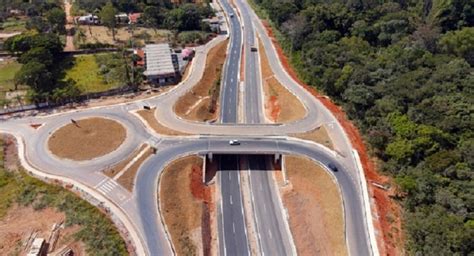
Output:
top-left (134, 48), bottom-right (145, 67)
top-left (76, 14), bottom-right (99, 25)
top-left (27, 238), bottom-right (46, 256)
top-left (143, 44), bottom-right (180, 85)
top-left (115, 13), bottom-right (129, 24)
top-left (128, 13), bottom-right (142, 24)
top-left (181, 48), bottom-right (195, 60)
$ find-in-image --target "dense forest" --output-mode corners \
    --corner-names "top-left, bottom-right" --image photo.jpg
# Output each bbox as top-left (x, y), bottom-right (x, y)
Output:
top-left (253, 0), bottom-right (473, 254)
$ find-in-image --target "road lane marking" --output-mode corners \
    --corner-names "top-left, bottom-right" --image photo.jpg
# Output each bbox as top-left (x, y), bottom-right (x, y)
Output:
top-left (230, 195), bottom-right (233, 205)
top-left (233, 222), bottom-right (236, 234)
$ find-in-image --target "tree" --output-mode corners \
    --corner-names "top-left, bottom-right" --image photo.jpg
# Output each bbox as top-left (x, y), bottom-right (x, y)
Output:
top-left (14, 61), bottom-right (54, 93)
top-left (99, 2), bottom-right (118, 41)
top-left (439, 27), bottom-right (474, 65)
top-left (46, 7), bottom-right (66, 34)
top-left (18, 47), bottom-right (53, 66)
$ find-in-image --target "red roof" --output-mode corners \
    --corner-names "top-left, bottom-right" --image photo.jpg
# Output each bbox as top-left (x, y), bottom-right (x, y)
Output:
top-left (129, 13), bottom-right (141, 24)
top-left (136, 49), bottom-right (145, 66)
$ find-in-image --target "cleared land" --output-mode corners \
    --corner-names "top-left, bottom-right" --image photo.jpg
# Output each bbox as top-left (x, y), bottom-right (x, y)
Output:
top-left (0, 205), bottom-right (85, 255)
top-left (0, 135), bottom-right (127, 255)
top-left (258, 37), bottom-right (306, 123)
top-left (75, 26), bottom-right (170, 47)
top-left (136, 108), bottom-right (188, 136)
top-left (292, 125), bottom-right (334, 150)
top-left (282, 156), bottom-right (347, 256)
top-left (159, 156), bottom-right (215, 255)
top-left (64, 54), bottom-right (119, 93)
top-left (48, 117), bottom-right (126, 161)
top-left (174, 39), bottom-right (229, 122)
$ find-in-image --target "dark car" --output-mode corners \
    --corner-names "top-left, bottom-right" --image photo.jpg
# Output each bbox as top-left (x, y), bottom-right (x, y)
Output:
top-left (327, 163), bottom-right (338, 172)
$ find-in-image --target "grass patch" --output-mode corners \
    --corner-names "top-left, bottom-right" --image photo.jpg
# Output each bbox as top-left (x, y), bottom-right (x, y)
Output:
top-left (0, 137), bottom-right (127, 255)
top-left (0, 18), bottom-right (27, 33)
top-left (0, 61), bottom-right (22, 93)
top-left (64, 54), bottom-right (120, 93)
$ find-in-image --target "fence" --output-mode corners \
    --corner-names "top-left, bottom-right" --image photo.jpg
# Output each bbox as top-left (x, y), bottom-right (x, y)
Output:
top-left (0, 85), bottom-right (134, 116)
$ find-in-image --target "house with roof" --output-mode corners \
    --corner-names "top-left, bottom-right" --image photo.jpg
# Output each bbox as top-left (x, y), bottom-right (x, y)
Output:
top-left (142, 44), bottom-right (194, 85)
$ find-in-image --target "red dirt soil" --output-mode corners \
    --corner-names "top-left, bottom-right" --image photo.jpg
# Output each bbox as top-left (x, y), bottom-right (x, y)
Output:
top-left (189, 163), bottom-right (214, 256)
top-left (268, 95), bottom-right (280, 121)
top-left (262, 21), bottom-right (403, 255)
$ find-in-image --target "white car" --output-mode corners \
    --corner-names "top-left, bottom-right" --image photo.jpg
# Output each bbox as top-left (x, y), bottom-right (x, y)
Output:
top-left (229, 140), bottom-right (240, 146)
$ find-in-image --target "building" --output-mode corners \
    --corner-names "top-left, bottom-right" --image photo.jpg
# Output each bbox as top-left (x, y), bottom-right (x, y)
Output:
top-left (143, 44), bottom-right (180, 85)
top-left (27, 238), bottom-right (46, 256)
top-left (115, 13), bottom-right (129, 24)
top-left (76, 14), bottom-right (99, 25)
top-left (142, 44), bottom-right (195, 85)
top-left (128, 13), bottom-right (142, 24)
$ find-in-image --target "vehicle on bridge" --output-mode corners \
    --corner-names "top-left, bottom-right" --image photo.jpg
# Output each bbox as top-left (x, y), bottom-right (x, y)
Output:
top-left (229, 140), bottom-right (240, 145)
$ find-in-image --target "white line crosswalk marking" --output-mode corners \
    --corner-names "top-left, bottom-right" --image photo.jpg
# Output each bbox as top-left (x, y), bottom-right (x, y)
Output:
top-left (98, 179), bottom-right (118, 195)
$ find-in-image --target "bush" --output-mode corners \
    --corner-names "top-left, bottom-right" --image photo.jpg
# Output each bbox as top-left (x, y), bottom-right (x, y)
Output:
top-left (78, 42), bottom-right (115, 49)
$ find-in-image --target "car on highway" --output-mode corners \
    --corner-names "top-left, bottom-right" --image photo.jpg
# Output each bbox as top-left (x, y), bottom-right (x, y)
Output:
top-left (229, 140), bottom-right (240, 146)
top-left (328, 163), bottom-right (338, 172)
top-left (250, 46), bottom-right (258, 52)
top-left (230, 13), bottom-right (234, 18)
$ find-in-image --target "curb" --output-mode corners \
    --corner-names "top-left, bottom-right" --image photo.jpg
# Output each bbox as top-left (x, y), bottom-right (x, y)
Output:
top-left (6, 132), bottom-right (148, 256)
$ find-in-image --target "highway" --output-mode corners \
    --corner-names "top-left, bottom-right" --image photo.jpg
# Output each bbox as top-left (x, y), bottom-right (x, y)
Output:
top-left (218, 0), bottom-right (241, 123)
top-left (248, 156), bottom-right (294, 255)
top-left (0, 0), bottom-right (376, 255)
top-left (218, 155), bottom-right (250, 256)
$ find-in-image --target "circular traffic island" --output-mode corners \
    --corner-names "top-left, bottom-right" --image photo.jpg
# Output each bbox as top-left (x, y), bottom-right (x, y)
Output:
top-left (48, 117), bottom-right (126, 161)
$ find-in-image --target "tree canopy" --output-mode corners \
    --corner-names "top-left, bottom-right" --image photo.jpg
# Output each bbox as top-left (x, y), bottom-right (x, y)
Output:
top-left (255, 0), bottom-right (473, 254)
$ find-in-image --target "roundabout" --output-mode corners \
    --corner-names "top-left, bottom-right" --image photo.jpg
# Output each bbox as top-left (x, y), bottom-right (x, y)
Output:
top-left (47, 117), bottom-right (127, 161)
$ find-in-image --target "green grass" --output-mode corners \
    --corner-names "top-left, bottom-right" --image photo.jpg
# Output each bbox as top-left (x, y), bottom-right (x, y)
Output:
top-left (0, 61), bottom-right (22, 100)
top-left (0, 137), bottom-right (128, 255)
top-left (0, 61), bottom-right (22, 90)
top-left (0, 18), bottom-right (27, 33)
top-left (64, 54), bottom-right (119, 93)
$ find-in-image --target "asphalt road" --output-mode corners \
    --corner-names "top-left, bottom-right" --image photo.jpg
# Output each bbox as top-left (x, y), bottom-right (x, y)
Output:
top-left (219, 0), bottom-right (242, 124)
top-left (132, 137), bottom-right (371, 255)
top-left (248, 155), bottom-right (293, 255)
top-left (218, 155), bottom-right (250, 256)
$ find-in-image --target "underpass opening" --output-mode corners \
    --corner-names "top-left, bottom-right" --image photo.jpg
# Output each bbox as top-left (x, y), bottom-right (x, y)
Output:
top-left (204, 154), bottom-right (281, 184)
